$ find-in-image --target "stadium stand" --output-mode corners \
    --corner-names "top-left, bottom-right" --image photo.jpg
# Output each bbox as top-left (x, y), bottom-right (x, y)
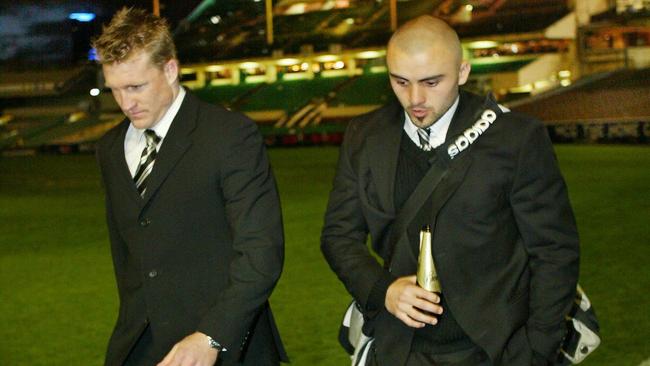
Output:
top-left (328, 72), bottom-right (392, 107)
top-left (193, 84), bottom-right (260, 108)
top-left (446, 0), bottom-right (570, 37)
top-left (509, 67), bottom-right (650, 142)
top-left (237, 76), bottom-right (348, 113)
top-left (3, 0), bottom-right (648, 153)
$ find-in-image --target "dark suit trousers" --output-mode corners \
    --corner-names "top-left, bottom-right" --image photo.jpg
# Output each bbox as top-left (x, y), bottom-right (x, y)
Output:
top-left (367, 343), bottom-right (490, 366)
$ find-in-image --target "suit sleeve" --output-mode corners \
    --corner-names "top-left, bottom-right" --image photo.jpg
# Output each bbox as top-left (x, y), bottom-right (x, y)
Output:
top-left (96, 146), bottom-right (130, 299)
top-left (509, 119), bottom-right (580, 361)
top-left (196, 117), bottom-right (284, 351)
top-left (321, 121), bottom-right (396, 314)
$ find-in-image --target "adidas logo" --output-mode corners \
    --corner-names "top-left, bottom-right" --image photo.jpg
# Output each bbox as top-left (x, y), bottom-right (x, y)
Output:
top-left (447, 109), bottom-right (498, 159)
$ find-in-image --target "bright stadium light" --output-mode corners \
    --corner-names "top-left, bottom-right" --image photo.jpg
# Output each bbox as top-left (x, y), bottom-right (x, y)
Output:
top-left (356, 50), bottom-right (384, 59)
top-left (210, 16), bottom-right (221, 24)
top-left (534, 80), bottom-right (550, 90)
top-left (206, 65), bottom-right (225, 72)
top-left (510, 84), bottom-right (533, 93)
top-left (276, 58), bottom-right (300, 66)
top-left (315, 54), bottom-right (339, 62)
top-left (240, 62), bottom-right (262, 69)
top-left (69, 12), bottom-right (96, 22)
top-left (90, 88), bottom-right (100, 97)
top-left (467, 40), bottom-right (498, 49)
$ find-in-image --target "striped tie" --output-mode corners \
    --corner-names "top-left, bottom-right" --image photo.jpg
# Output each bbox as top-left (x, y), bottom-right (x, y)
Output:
top-left (133, 129), bottom-right (160, 197)
top-left (417, 127), bottom-right (432, 151)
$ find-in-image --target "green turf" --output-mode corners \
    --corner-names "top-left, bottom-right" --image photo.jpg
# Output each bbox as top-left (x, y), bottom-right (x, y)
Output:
top-left (1, 145), bottom-right (648, 365)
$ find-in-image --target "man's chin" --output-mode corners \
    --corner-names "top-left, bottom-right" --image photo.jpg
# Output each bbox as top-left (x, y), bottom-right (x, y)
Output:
top-left (130, 119), bottom-right (152, 130)
top-left (409, 114), bottom-right (434, 129)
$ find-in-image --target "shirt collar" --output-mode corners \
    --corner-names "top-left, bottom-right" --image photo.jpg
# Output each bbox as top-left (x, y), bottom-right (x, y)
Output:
top-left (403, 95), bottom-right (460, 148)
top-left (128, 86), bottom-right (186, 144)
top-left (148, 86), bottom-right (186, 141)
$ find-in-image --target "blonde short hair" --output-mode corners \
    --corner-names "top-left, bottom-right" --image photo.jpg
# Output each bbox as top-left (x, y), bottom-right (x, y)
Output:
top-left (92, 7), bottom-right (177, 67)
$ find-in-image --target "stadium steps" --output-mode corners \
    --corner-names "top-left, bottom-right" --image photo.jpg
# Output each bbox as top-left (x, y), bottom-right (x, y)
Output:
top-left (470, 57), bottom-right (536, 75)
top-left (47, 114), bottom-right (124, 145)
top-left (0, 117), bottom-right (63, 150)
top-left (329, 72), bottom-right (392, 107)
top-left (238, 76), bottom-right (349, 113)
top-left (194, 84), bottom-right (260, 107)
top-left (5, 110), bottom-right (120, 149)
top-left (276, 75), bottom-right (360, 128)
top-left (230, 83), bottom-right (270, 110)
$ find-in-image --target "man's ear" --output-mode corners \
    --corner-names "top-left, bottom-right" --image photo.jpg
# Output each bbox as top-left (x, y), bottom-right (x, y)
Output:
top-left (164, 59), bottom-right (179, 85)
top-left (458, 61), bottom-right (471, 86)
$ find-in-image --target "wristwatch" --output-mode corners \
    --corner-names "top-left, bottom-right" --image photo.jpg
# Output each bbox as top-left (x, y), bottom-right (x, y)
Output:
top-left (206, 335), bottom-right (227, 352)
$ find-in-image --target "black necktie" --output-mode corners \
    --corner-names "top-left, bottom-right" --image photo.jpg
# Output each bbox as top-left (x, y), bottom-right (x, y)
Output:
top-left (133, 129), bottom-right (160, 197)
top-left (417, 127), bottom-right (432, 151)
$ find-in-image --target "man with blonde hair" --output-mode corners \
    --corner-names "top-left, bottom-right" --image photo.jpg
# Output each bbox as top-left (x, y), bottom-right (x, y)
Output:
top-left (94, 7), bottom-right (287, 366)
top-left (322, 15), bottom-right (579, 365)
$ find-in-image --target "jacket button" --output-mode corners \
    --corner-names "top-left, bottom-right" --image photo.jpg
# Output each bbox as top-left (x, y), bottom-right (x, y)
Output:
top-left (140, 218), bottom-right (151, 227)
top-left (148, 270), bottom-right (158, 278)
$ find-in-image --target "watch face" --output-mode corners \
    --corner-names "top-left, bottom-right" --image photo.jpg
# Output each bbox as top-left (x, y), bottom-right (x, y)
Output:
top-left (207, 336), bottom-right (224, 351)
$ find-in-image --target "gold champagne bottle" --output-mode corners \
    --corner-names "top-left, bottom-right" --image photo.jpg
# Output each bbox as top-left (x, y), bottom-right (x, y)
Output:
top-left (417, 225), bottom-right (442, 293)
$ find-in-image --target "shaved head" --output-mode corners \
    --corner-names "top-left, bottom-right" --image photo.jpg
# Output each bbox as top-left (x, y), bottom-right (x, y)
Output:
top-left (386, 15), bottom-right (469, 128)
top-left (388, 15), bottom-right (463, 69)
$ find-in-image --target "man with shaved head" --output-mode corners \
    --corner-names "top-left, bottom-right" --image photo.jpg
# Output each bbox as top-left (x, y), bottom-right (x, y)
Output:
top-left (322, 15), bottom-right (579, 366)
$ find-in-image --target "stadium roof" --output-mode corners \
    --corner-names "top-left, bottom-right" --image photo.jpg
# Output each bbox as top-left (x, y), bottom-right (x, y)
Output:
top-left (175, 0), bottom-right (572, 63)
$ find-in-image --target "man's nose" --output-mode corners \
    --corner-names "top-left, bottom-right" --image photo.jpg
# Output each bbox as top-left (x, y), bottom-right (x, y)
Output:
top-left (116, 92), bottom-right (136, 111)
top-left (409, 86), bottom-right (424, 106)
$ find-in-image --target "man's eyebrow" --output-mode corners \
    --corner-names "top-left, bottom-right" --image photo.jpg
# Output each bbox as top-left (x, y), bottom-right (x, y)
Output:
top-left (388, 73), bottom-right (444, 82)
top-left (418, 75), bottom-right (443, 83)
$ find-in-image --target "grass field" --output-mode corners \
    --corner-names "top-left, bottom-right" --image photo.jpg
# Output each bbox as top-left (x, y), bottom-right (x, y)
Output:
top-left (1, 145), bottom-right (649, 365)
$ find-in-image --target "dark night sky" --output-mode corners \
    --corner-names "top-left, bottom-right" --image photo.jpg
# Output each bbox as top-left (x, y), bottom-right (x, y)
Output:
top-left (0, 0), bottom-right (203, 65)
top-left (0, 0), bottom-right (202, 32)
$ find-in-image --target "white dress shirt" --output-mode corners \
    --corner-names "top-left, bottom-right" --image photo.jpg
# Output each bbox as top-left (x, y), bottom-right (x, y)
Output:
top-left (124, 87), bottom-right (186, 176)
top-left (403, 96), bottom-right (460, 149)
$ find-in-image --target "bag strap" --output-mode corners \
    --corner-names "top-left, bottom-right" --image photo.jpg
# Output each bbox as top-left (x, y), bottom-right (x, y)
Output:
top-left (384, 94), bottom-right (505, 267)
top-left (384, 152), bottom-right (449, 267)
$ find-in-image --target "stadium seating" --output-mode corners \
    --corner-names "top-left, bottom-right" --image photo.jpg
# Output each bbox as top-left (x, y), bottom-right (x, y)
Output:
top-left (193, 84), bottom-right (260, 107)
top-left (329, 72), bottom-right (392, 107)
top-left (237, 76), bottom-right (349, 113)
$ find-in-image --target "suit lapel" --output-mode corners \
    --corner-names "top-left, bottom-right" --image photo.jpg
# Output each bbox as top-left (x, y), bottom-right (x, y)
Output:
top-left (366, 102), bottom-right (403, 215)
top-left (107, 119), bottom-right (144, 207)
top-left (389, 91), bottom-right (484, 272)
top-left (140, 92), bottom-right (197, 205)
top-left (444, 90), bottom-right (485, 142)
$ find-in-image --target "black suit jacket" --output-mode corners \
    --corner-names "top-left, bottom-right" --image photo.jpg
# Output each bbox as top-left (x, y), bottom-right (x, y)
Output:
top-left (96, 91), bottom-right (287, 366)
top-left (321, 91), bottom-right (579, 365)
